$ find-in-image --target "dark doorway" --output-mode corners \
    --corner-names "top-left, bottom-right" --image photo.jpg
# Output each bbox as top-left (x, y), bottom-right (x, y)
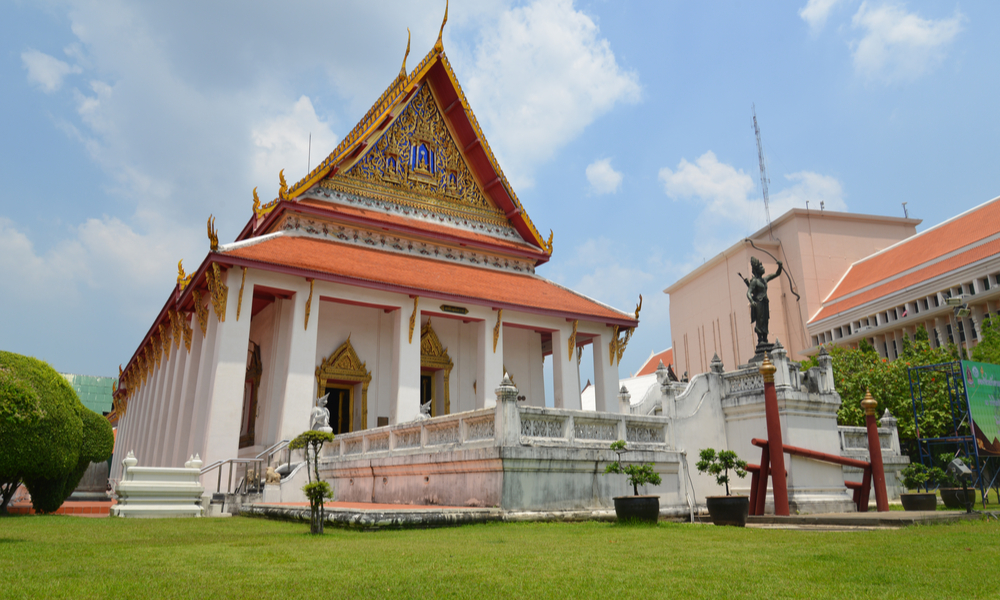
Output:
top-left (421, 373), bottom-right (433, 416)
top-left (323, 386), bottom-right (352, 435)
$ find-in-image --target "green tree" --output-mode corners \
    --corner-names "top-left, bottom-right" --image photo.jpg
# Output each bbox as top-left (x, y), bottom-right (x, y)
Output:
top-left (804, 327), bottom-right (957, 445)
top-left (972, 316), bottom-right (1000, 365)
top-left (289, 430), bottom-right (335, 534)
top-left (0, 351), bottom-right (113, 514)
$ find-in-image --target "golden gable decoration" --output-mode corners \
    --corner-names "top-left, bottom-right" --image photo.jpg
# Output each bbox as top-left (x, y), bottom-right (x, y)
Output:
top-left (315, 335), bottom-right (373, 430)
top-left (206, 263), bottom-right (229, 322)
top-left (193, 290), bottom-right (209, 337)
top-left (420, 319), bottom-right (454, 415)
top-left (335, 84), bottom-right (503, 222)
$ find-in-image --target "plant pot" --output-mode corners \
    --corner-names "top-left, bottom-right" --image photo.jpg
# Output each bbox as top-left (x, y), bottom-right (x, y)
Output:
top-left (705, 495), bottom-right (750, 527)
top-left (900, 492), bottom-right (937, 511)
top-left (940, 488), bottom-right (976, 510)
top-left (612, 495), bottom-right (660, 524)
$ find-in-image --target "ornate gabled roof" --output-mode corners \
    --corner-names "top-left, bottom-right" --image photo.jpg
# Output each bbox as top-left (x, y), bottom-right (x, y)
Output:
top-left (283, 40), bottom-right (550, 256)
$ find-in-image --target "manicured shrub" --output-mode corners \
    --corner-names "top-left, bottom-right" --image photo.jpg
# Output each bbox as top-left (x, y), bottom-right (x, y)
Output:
top-left (0, 351), bottom-right (112, 514)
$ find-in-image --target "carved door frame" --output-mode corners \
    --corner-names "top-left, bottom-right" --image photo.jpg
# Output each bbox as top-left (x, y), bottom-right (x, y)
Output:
top-left (315, 336), bottom-right (372, 431)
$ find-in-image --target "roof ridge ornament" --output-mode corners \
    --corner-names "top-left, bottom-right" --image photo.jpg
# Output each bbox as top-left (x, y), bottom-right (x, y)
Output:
top-left (544, 230), bottom-right (554, 255)
top-left (278, 169), bottom-right (289, 201)
top-left (177, 260), bottom-right (192, 291)
top-left (207, 216), bottom-right (219, 252)
top-left (434, 0), bottom-right (448, 52)
top-left (400, 28), bottom-right (411, 79)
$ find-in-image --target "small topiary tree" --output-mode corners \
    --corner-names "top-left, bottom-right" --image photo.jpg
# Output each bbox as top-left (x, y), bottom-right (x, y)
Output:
top-left (289, 430), bottom-right (335, 534)
top-left (696, 448), bottom-right (748, 496)
top-left (0, 351), bottom-right (113, 514)
top-left (603, 440), bottom-right (663, 496)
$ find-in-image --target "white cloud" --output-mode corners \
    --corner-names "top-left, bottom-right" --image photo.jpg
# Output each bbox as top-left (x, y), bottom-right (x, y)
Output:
top-left (462, 0), bottom-right (641, 188)
top-left (585, 158), bottom-right (623, 194)
top-left (851, 2), bottom-right (963, 83)
top-left (21, 49), bottom-right (81, 93)
top-left (659, 151), bottom-right (846, 259)
top-left (799, 0), bottom-right (847, 32)
top-left (251, 96), bottom-right (338, 196)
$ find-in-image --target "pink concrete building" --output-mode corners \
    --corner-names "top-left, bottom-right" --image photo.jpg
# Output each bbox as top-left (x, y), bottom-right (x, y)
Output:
top-left (665, 209), bottom-right (919, 373)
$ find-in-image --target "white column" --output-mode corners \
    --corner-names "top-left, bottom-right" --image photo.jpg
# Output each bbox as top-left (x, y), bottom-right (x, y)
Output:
top-left (551, 325), bottom-right (581, 410)
top-left (391, 304), bottom-right (421, 422)
top-left (171, 316), bottom-right (203, 467)
top-left (188, 298), bottom-right (222, 464)
top-left (275, 281), bottom-right (320, 440)
top-left (264, 298), bottom-right (293, 445)
top-left (135, 366), bottom-right (158, 464)
top-left (592, 330), bottom-right (620, 413)
top-left (151, 343), bottom-right (181, 466)
top-left (476, 312), bottom-right (504, 409)
top-left (200, 268), bottom-right (255, 469)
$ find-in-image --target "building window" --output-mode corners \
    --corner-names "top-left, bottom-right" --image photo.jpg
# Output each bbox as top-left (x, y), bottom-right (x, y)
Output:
top-left (933, 295), bottom-right (940, 307)
top-left (892, 339), bottom-right (898, 359)
top-left (947, 324), bottom-right (954, 344)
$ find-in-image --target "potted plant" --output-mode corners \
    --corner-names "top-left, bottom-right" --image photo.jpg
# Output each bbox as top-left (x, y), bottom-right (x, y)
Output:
top-left (899, 462), bottom-right (941, 511)
top-left (696, 448), bottom-right (749, 527)
top-left (936, 453), bottom-right (975, 510)
top-left (603, 440), bottom-right (663, 523)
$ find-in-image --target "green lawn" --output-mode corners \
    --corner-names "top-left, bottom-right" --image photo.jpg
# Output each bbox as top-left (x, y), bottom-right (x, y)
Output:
top-left (1, 515), bottom-right (997, 599)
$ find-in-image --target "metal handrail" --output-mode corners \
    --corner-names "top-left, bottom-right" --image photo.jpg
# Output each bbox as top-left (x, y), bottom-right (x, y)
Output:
top-left (198, 439), bottom-right (294, 495)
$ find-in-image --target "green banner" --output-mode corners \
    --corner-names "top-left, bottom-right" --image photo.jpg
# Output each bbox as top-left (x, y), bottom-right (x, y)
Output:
top-left (961, 360), bottom-right (1000, 457)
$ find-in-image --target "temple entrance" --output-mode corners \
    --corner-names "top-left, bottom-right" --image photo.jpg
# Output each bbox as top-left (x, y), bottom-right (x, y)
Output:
top-left (322, 384), bottom-right (353, 435)
top-left (239, 341), bottom-right (262, 448)
top-left (315, 336), bottom-right (372, 431)
top-left (420, 320), bottom-right (454, 417)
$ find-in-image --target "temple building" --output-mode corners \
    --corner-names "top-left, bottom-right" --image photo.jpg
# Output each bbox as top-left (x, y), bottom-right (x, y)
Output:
top-left (108, 27), bottom-right (640, 484)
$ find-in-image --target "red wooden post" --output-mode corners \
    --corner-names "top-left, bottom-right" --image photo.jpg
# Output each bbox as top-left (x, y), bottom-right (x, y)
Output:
top-left (859, 467), bottom-right (872, 512)
top-left (748, 466), bottom-right (760, 514)
top-left (755, 445), bottom-right (770, 516)
top-left (760, 355), bottom-right (789, 516)
top-left (862, 390), bottom-right (890, 512)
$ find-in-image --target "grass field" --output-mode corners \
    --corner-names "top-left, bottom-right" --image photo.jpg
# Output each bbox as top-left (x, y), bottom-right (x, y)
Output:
top-left (1, 515), bottom-right (998, 599)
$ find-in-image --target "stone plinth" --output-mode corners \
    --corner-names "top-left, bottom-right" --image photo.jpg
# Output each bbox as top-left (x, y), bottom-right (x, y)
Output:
top-left (112, 452), bottom-right (205, 518)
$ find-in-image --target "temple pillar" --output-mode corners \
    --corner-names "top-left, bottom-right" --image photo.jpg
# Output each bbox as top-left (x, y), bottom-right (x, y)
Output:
top-left (477, 311), bottom-right (504, 409)
top-left (275, 280), bottom-right (320, 441)
top-left (592, 330), bottom-right (619, 413)
top-left (171, 314), bottom-right (203, 467)
top-left (551, 325), bottom-right (581, 410)
top-left (188, 300), bottom-right (221, 464)
top-left (200, 267), bottom-right (254, 470)
top-left (151, 342), bottom-right (181, 466)
top-left (391, 301), bottom-right (421, 422)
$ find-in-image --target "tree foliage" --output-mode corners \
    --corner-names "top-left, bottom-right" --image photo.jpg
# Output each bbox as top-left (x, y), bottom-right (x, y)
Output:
top-left (695, 448), bottom-right (748, 496)
top-left (290, 429), bottom-right (335, 534)
top-left (971, 316), bottom-right (1000, 365)
top-left (802, 327), bottom-right (960, 446)
top-left (603, 440), bottom-right (663, 496)
top-left (0, 351), bottom-right (114, 514)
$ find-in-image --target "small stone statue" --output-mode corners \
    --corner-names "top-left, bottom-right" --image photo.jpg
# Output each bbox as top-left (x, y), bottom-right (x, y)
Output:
top-left (265, 466), bottom-right (281, 485)
top-left (739, 256), bottom-right (783, 350)
top-left (311, 393), bottom-right (333, 433)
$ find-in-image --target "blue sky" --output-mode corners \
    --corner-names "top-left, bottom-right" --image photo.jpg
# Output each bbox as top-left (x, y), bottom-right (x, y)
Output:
top-left (2, 0), bottom-right (997, 385)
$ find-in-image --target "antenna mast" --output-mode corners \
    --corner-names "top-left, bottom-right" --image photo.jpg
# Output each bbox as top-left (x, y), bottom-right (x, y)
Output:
top-left (752, 104), bottom-right (773, 239)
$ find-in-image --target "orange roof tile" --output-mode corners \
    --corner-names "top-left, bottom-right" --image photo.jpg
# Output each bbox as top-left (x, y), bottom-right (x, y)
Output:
top-left (811, 237), bottom-right (1000, 323)
top-left (222, 235), bottom-right (635, 325)
top-left (636, 348), bottom-right (673, 376)
top-left (295, 199), bottom-right (545, 257)
top-left (824, 198), bottom-right (1000, 304)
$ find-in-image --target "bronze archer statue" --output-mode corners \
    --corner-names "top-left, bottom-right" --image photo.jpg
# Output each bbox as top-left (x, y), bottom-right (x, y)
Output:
top-left (739, 256), bottom-right (782, 351)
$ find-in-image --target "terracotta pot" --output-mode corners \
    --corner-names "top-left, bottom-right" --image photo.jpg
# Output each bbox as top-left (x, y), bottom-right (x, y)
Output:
top-left (705, 495), bottom-right (750, 527)
top-left (613, 495), bottom-right (660, 524)
top-left (900, 492), bottom-right (937, 511)
top-left (940, 488), bottom-right (976, 510)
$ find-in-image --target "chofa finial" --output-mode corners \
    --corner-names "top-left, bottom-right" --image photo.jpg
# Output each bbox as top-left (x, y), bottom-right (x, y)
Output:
top-left (400, 28), bottom-right (411, 79)
top-left (278, 169), bottom-right (289, 200)
top-left (207, 216), bottom-right (219, 252)
top-left (434, 0), bottom-right (449, 51)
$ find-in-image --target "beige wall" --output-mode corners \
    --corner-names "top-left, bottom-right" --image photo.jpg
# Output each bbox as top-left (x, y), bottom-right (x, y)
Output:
top-left (667, 209), bottom-right (918, 371)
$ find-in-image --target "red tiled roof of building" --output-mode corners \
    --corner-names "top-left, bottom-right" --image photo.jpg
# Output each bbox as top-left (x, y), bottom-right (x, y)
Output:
top-left (811, 237), bottom-right (1000, 323)
top-left (635, 348), bottom-right (673, 376)
top-left (821, 198), bottom-right (1000, 306)
top-left (222, 235), bottom-right (636, 325)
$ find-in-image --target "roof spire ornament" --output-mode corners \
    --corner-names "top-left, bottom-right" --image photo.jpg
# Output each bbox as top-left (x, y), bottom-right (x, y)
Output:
top-left (278, 169), bottom-right (289, 201)
top-left (400, 28), bottom-right (411, 79)
top-left (544, 230), bottom-right (554, 254)
top-left (434, 0), bottom-right (448, 52)
top-left (252, 187), bottom-right (260, 213)
top-left (207, 215), bottom-right (219, 252)
top-left (177, 260), bottom-right (193, 290)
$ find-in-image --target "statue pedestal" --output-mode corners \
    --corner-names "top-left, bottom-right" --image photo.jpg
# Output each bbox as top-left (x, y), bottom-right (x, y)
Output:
top-left (742, 342), bottom-right (775, 367)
